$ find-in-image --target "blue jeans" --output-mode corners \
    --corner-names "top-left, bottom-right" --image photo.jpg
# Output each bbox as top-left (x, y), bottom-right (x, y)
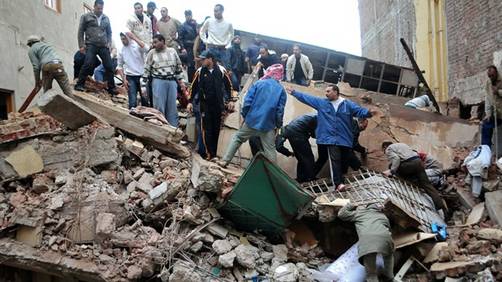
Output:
top-left (126, 75), bottom-right (148, 109)
top-left (152, 78), bottom-right (179, 127)
top-left (294, 77), bottom-right (309, 86)
top-left (230, 70), bottom-right (242, 91)
top-left (208, 47), bottom-right (230, 69)
top-left (481, 117), bottom-right (502, 147)
top-left (94, 64), bottom-right (105, 82)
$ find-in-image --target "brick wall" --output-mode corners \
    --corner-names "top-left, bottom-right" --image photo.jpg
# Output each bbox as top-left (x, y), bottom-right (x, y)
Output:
top-left (446, 0), bottom-right (502, 104)
top-left (358, 0), bottom-right (416, 67)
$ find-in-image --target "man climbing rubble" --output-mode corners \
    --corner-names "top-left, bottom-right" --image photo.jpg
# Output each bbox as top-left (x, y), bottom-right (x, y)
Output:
top-left (382, 142), bottom-right (448, 213)
top-left (187, 50), bottom-right (233, 160)
top-left (218, 64), bottom-right (287, 167)
top-left (287, 84), bottom-right (375, 191)
top-left (481, 65), bottom-right (502, 147)
top-left (418, 151), bottom-right (444, 188)
top-left (338, 202), bottom-right (394, 282)
top-left (27, 35), bottom-right (73, 97)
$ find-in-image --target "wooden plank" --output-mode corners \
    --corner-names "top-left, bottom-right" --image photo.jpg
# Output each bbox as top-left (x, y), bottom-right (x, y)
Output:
top-left (383, 199), bottom-right (423, 231)
top-left (73, 92), bottom-right (189, 158)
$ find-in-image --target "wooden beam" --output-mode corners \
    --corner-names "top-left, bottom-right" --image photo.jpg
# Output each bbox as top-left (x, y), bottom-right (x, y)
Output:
top-left (73, 92), bottom-right (189, 158)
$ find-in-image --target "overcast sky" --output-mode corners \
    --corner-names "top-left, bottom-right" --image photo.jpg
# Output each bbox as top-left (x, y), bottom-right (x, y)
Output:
top-left (106, 0), bottom-right (361, 55)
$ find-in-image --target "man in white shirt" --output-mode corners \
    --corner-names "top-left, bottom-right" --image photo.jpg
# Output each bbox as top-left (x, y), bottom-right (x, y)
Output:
top-left (126, 2), bottom-right (152, 50)
top-left (286, 44), bottom-right (314, 86)
top-left (199, 4), bottom-right (234, 69)
top-left (117, 33), bottom-right (149, 108)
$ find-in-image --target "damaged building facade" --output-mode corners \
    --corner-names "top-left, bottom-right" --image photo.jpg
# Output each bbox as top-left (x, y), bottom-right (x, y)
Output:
top-left (0, 0), bottom-right (93, 118)
top-left (358, 0), bottom-right (502, 105)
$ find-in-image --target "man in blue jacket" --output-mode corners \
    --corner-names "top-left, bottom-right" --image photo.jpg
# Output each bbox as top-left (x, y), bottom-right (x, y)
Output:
top-left (286, 85), bottom-right (376, 191)
top-left (218, 64), bottom-right (287, 167)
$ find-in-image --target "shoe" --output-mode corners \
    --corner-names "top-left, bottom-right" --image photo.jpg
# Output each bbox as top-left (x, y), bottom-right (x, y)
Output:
top-left (210, 157), bottom-right (219, 162)
top-left (74, 85), bottom-right (85, 92)
top-left (216, 160), bottom-right (228, 168)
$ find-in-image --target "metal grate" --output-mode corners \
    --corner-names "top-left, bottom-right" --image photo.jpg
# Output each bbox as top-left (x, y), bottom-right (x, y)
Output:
top-left (301, 170), bottom-right (445, 232)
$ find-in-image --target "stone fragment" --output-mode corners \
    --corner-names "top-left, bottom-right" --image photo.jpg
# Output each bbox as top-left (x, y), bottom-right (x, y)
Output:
top-left (168, 261), bottom-right (202, 282)
top-left (100, 170), bottom-right (118, 184)
top-left (190, 241), bottom-right (203, 253)
top-left (5, 146), bottom-right (44, 178)
top-left (9, 192), bottom-right (27, 208)
top-left (87, 127), bottom-right (121, 168)
top-left (127, 265), bottom-right (143, 280)
top-left (260, 251), bottom-right (274, 262)
top-left (212, 239), bottom-right (233, 255)
top-left (54, 173), bottom-right (67, 186)
top-left (133, 167), bottom-right (145, 180)
top-left (123, 170), bottom-right (133, 184)
top-left (96, 213), bottom-right (116, 238)
top-left (273, 263), bottom-right (299, 282)
top-left (234, 244), bottom-right (260, 269)
top-left (477, 228), bottom-right (502, 243)
top-left (218, 250), bottom-right (236, 268)
top-left (191, 155), bottom-right (224, 192)
top-left (136, 172), bottom-right (153, 192)
top-left (273, 244), bottom-right (288, 263)
top-left (485, 191), bottom-right (502, 227)
top-left (126, 181), bottom-right (137, 194)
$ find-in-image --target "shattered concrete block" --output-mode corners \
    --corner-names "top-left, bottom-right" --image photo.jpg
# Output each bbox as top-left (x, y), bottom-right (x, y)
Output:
top-left (273, 244), bottom-right (288, 261)
top-left (54, 173), bottom-right (68, 186)
top-left (37, 89), bottom-right (98, 129)
top-left (127, 265), bottom-right (143, 280)
top-left (32, 174), bottom-right (53, 194)
top-left (218, 250), bottom-right (236, 268)
top-left (485, 191), bottom-right (502, 227)
top-left (206, 223), bottom-right (229, 239)
top-left (212, 239), bottom-right (233, 255)
top-left (136, 172), bottom-right (153, 193)
top-left (260, 251), bottom-right (274, 262)
top-left (123, 170), bottom-right (133, 184)
top-left (87, 127), bottom-right (121, 168)
top-left (465, 203), bottom-right (486, 225)
top-left (67, 206), bottom-right (95, 243)
top-left (126, 181), bottom-right (137, 194)
top-left (234, 244), bottom-right (260, 269)
top-left (191, 155), bottom-right (224, 192)
top-left (476, 228), bottom-right (502, 243)
top-left (96, 213), bottom-right (116, 238)
top-left (189, 241), bottom-right (203, 253)
top-left (133, 167), bottom-right (145, 180)
top-left (5, 145), bottom-right (44, 178)
top-left (168, 261), bottom-right (202, 282)
top-left (100, 170), bottom-right (118, 184)
top-left (48, 194), bottom-right (65, 210)
top-left (273, 263), bottom-right (299, 282)
top-left (9, 192), bottom-right (27, 208)
top-left (16, 225), bottom-right (43, 247)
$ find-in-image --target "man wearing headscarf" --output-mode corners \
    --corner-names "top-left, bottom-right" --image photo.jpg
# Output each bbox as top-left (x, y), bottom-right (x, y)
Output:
top-left (218, 64), bottom-right (287, 167)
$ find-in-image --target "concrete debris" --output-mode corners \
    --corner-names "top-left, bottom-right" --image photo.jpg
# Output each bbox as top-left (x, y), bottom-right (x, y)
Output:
top-left (485, 190), bottom-right (502, 226)
top-left (212, 239), bottom-right (233, 254)
top-left (5, 145), bottom-right (44, 178)
top-left (234, 244), bottom-right (260, 269)
top-left (218, 250), bottom-right (236, 268)
top-left (1, 86), bottom-right (501, 282)
top-left (273, 263), bottom-right (299, 282)
top-left (37, 89), bottom-right (99, 129)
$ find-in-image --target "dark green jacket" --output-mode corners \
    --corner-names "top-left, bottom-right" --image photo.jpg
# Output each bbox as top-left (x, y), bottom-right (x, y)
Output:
top-left (338, 204), bottom-right (394, 260)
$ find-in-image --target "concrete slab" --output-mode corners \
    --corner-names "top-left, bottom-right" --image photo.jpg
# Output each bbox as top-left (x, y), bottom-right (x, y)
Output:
top-left (37, 89), bottom-right (99, 130)
top-left (465, 202), bottom-right (486, 225)
top-left (485, 190), bottom-right (502, 226)
top-left (5, 145), bottom-right (44, 178)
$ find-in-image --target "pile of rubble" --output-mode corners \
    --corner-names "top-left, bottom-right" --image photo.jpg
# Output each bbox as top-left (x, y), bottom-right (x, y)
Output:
top-left (0, 107), bottom-right (331, 281)
top-left (2, 84), bottom-right (502, 281)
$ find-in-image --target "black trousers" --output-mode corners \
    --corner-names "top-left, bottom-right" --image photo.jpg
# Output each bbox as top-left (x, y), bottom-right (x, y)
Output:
top-left (77, 44), bottom-right (115, 92)
top-left (314, 144), bottom-right (361, 177)
top-left (200, 110), bottom-right (222, 160)
top-left (289, 137), bottom-right (316, 182)
top-left (326, 145), bottom-right (359, 186)
top-left (397, 158), bottom-right (446, 211)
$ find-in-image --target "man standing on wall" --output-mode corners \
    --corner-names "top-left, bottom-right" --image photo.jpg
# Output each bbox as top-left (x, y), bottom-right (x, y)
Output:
top-left (157, 7), bottom-right (182, 51)
top-left (27, 36), bottom-right (73, 97)
top-left (482, 65), bottom-right (502, 147)
top-left (199, 4), bottom-right (234, 69)
top-left (75, 0), bottom-right (116, 95)
top-left (116, 33), bottom-right (149, 109)
top-left (125, 2), bottom-right (152, 49)
top-left (146, 2), bottom-right (158, 36)
top-left (143, 34), bottom-right (184, 127)
top-left (286, 44), bottom-right (314, 86)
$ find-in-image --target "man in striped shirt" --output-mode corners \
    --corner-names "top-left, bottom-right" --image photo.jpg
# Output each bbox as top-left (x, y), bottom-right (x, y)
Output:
top-left (143, 34), bottom-right (183, 127)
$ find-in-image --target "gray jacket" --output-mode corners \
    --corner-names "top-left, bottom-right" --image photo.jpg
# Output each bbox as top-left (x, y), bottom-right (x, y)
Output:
top-left (78, 12), bottom-right (112, 48)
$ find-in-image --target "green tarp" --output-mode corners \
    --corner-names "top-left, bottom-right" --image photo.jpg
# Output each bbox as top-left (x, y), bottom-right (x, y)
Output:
top-left (219, 153), bottom-right (314, 236)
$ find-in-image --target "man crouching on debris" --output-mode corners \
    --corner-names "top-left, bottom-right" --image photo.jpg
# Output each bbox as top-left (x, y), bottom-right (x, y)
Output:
top-left (27, 36), bottom-right (73, 97)
top-left (286, 84), bottom-right (376, 191)
top-left (218, 64), bottom-right (287, 167)
top-left (382, 142), bottom-right (448, 213)
top-left (338, 202), bottom-right (394, 282)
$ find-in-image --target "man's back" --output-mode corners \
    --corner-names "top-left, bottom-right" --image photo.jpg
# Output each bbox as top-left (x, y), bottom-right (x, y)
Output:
top-left (242, 78), bottom-right (286, 131)
top-left (28, 42), bottom-right (60, 69)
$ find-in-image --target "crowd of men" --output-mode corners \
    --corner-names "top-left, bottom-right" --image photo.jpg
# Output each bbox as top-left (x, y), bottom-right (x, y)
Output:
top-left (26, 1), bottom-right (501, 279)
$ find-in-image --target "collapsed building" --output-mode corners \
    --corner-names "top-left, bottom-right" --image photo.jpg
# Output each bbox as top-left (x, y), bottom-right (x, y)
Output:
top-left (1, 70), bottom-right (501, 281)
